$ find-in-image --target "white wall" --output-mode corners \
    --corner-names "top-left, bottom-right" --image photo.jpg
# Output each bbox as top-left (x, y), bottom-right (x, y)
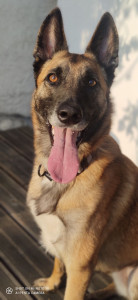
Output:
top-left (0, 0), bottom-right (57, 129)
top-left (58, 0), bottom-right (138, 165)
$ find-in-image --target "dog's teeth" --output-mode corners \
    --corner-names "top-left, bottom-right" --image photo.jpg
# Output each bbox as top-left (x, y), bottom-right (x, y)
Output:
top-left (72, 131), bottom-right (81, 136)
top-left (52, 126), bottom-right (54, 136)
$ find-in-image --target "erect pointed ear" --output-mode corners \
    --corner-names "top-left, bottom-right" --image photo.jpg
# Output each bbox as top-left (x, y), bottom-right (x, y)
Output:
top-left (85, 13), bottom-right (119, 84)
top-left (33, 8), bottom-right (68, 81)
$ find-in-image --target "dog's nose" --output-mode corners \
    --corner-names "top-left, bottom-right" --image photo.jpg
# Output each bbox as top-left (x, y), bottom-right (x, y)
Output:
top-left (57, 103), bottom-right (83, 125)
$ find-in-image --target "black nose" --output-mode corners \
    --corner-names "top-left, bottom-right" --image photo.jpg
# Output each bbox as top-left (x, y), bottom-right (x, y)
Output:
top-left (57, 103), bottom-right (83, 125)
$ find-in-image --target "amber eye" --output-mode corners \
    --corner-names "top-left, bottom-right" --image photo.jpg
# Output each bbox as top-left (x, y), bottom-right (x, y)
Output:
top-left (88, 79), bottom-right (97, 87)
top-left (48, 73), bottom-right (58, 83)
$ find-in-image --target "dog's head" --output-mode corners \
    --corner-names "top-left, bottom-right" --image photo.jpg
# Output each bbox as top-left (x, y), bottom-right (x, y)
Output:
top-left (32, 8), bottom-right (119, 184)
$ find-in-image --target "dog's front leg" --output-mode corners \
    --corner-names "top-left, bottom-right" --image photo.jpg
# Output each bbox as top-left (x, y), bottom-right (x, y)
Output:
top-left (64, 264), bottom-right (92, 300)
top-left (34, 256), bottom-right (65, 292)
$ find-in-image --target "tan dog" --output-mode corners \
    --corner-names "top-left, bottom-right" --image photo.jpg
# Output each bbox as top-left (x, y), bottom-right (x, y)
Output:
top-left (27, 8), bottom-right (138, 300)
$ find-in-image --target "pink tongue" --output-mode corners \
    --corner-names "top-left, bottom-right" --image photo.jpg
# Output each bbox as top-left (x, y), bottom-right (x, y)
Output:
top-left (47, 127), bottom-right (79, 183)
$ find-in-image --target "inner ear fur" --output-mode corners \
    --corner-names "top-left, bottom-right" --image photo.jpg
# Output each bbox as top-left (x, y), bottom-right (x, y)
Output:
top-left (86, 12), bottom-right (119, 85)
top-left (33, 8), bottom-right (68, 82)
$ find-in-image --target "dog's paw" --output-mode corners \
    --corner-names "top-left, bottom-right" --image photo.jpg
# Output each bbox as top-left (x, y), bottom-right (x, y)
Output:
top-left (34, 277), bottom-right (60, 292)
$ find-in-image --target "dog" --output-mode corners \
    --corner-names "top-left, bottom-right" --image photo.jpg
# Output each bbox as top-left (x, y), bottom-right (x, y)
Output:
top-left (27, 8), bottom-right (138, 300)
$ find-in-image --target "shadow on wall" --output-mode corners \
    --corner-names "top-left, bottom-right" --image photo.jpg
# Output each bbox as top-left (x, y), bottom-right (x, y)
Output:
top-left (110, 0), bottom-right (138, 70)
top-left (118, 102), bottom-right (138, 159)
top-left (88, 0), bottom-right (138, 70)
top-left (113, 1), bottom-right (138, 163)
top-left (118, 102), bottom-right (138, 137)
top-left (118, 100), bottom-right (138, 163)
top-left (93, 0), bottom-right (138, 163)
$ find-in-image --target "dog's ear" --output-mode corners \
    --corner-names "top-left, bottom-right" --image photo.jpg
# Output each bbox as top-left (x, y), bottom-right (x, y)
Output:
top-left (86, 13), bottom-right (119, 84)
top-left (33, 8), bottom-right (68, 81)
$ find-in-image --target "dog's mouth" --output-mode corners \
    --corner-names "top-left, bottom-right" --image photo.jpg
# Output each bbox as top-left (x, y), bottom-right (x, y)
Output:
top-left (47, 121), bottom-right (84, 146)
top-left (46, 121), bottom-right (85, 184)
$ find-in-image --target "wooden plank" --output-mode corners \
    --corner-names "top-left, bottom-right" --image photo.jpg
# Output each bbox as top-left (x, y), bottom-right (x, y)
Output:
top-left (0, 209), bottom-right (64, 300)
top-left (0, 129), bottom-right (34, 163)
top-left (19, 126), bottom-right (33, 139)
top-left (0, 235), bottom-right (63, 300)
top-left (0, 261), bottom-right (32, 300)
top-left (0, 291), bottom-right (7, 300)
top-left (0, 139), bottom-right (32, 188)
top-left (87, 272), bottom-right (112, 294)
top-left (0, 128), bottom-right (63, 299)
top-left (0, 168), bottom-right (26, 202)
top-left (0, 186), bottom-right (40, 242)
top-left (0, 168), bottom-right (40, 241)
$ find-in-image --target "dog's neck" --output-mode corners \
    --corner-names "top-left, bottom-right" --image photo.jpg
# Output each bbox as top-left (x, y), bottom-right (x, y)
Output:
top-left (37, 153), bottom-right (93, 183)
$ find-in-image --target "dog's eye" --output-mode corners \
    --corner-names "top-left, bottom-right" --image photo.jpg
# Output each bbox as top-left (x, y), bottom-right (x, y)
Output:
top-left (88, 79), bottom-right (97, 87)
top-left (48, 73), bottom-right (58, 83)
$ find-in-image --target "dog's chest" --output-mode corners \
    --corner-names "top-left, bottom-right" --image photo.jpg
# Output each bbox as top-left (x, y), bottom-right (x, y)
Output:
top-left (29, 178), bottom-right (67, 258)
top-left (36, 212), bottom-right (66, 258)
top-left (29, 177), bottom-right (89, 258)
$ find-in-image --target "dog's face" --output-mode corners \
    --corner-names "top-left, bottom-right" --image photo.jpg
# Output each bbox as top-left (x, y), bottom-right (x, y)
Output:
top-left (35, 51), bottom-right (108, 131)
top-left (32, 8), bottom-right (119, 184)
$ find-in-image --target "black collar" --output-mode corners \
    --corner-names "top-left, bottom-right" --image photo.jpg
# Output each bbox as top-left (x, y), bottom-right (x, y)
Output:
top-left (38, 154), bottom-right (93, 182)
top-left (38, 164), bottom-right (53, 181)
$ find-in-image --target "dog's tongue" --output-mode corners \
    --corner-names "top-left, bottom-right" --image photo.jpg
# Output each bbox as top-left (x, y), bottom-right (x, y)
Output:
top-left (47, 127), bottom-right (79, 184)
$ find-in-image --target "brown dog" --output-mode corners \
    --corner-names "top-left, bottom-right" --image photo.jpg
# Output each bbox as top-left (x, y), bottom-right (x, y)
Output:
top-left (27, 8), bottom-right (138, 300)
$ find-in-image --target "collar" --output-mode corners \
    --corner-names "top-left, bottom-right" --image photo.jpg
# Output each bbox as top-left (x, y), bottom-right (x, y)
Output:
top-left (38, 154), bottom-right (93, 182)
top-left (38, 164), bottom-right (53, 181)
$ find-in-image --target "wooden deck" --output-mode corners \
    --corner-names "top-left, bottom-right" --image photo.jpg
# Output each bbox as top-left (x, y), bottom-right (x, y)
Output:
top-left (0, 127), bottom-right (122, 300)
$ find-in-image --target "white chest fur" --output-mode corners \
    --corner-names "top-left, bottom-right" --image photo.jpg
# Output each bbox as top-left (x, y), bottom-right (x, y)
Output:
top-left (36, 213), bottom-right (66, 258)
top-left (27, 177), bottom-right (67, 258)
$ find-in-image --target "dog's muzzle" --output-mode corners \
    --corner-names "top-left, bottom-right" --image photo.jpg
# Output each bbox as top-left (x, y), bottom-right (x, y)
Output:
top-left (57, 101), bottom-right (83, 126)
